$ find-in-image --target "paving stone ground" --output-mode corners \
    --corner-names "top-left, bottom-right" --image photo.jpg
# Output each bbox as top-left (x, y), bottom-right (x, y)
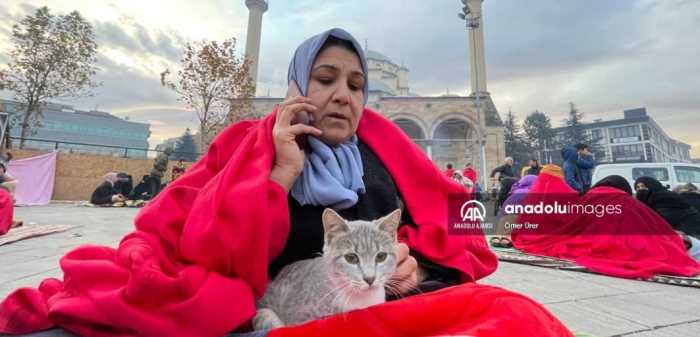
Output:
top-left (2, 204), bottom-right (699, 337)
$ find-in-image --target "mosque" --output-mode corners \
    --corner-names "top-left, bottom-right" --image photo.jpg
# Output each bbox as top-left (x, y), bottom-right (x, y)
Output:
top-left (242, 0), bottom-right (505, 180)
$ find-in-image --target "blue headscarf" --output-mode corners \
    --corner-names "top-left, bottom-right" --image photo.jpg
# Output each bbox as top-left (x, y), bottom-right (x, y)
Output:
top-left (288, 28), bottom-right (367, 210)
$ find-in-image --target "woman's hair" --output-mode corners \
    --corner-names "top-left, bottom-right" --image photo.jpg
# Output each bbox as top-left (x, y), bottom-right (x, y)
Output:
top-left (592, 175), bottom-right (633, 195)
top-left (319, 36), bottom-right (359, 56)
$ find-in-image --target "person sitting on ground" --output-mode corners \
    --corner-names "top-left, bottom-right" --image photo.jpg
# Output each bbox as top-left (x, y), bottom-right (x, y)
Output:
top-left (510, 171), bottom-right (700, 279)
top-left (0, 28), bottom-right (574, 337)
top-left (90, 172), bottom-right (131, 206)
top-left (520, 158), bottom-right (542, 177)
top-left (0, 153), bottom-right (20, 233)
top-left (673, 182), bottom-right (700, 212)
top-left (561, 143), bottom-right (595, 194)
top-left (451, 170), bottom-right (474, 193)
top-left (462, 162), bottom-right (477, 184)
top-left (444, 163), bottom-right (454, 178)
top-left (171, 159), bottom-right (186, 181)
top-left (491, 174), bottom-right (539, 248)
top-left (0, 153), bottom-right (17, 192)
top-left (635, 176), bottom-right (700, 241)
top-left (149, 147), bottom-right (173, 197)
top-left (590, 174), bottom-right (633, 195)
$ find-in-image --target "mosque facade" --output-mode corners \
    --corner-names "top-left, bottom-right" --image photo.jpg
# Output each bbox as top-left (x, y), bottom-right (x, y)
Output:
top-left (247, 49), bottom-right (505, 178)
top-left (243, 0), bottom-right (505, 180)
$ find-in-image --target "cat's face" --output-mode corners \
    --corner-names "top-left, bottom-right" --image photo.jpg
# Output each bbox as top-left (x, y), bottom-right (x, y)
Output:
top-left (322, 208), bottom-right (401, 292)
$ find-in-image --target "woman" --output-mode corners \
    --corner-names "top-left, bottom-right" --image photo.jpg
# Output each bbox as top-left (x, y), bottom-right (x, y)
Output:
top-left (591, 174), bottom-right (633, 195)
top-left (0, 29), bottom-right (572, 337)
top-left (90, 172), bottom-right (132, 206)
top-left (673, 183), bottom-right (700, 212)
top-left (171, 160), bottom-right (186, 181)
top-left (635, 176), bottom-right (700, 240)
top-left (0, 153), bottom-right (21, 233)
top-left (519, 158), bottom-right (541, 177)
top-left (511, 171), bottom-right (700, 279)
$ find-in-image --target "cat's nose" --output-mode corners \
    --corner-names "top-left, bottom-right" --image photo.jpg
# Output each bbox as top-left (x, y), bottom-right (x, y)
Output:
top-left (363, 276), bottom-right (375, 286)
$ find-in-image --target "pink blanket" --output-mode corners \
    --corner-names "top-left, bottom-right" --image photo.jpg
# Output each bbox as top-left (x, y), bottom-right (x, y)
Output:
top-left (8, 151), bottom-right (57, 205)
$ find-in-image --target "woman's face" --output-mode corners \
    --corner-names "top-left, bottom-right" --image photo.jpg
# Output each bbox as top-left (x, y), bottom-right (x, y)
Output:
top-left (307, 46), bottom-right (365, 145)
top-left (635, 182), bottom-right (648, 191)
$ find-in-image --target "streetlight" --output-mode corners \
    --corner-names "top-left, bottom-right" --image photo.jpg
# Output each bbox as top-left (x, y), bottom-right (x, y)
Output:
top-left (458, 0), bottom-right (489, 192)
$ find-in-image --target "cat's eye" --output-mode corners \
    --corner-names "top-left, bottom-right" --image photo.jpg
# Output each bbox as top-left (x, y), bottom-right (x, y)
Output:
top-left (344, 253), bottom-right (359, 264)
top-left (376, 252), bottom-right (387, 263)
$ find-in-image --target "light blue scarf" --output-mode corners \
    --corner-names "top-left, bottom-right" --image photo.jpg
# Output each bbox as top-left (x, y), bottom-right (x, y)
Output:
top-left (291, 135), bottom-right (365, 210)
top-left (288, 28), bottom-right (368, 210)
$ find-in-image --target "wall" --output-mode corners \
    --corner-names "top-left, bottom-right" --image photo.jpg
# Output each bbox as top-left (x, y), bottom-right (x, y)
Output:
top-left (10, 149), bottom-right (192, 201)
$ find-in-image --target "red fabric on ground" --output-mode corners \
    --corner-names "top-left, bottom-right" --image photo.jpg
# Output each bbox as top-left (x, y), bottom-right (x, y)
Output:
top-left (0, 109), bottom-right (503, 337)
top-left (269, 284), bottom-right (573, 337)
top-left (511, 172), bottom-right (700, 279)
top-left (0, 189), bottom-right (14, 235)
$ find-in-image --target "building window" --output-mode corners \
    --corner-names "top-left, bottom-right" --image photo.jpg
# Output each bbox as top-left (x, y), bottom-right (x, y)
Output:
top-left (632, 167), bottom-right (669, 181)
top-left (591, 129), bottom-right (603, 143)
top-left (674, 166), bottom-right (700, 184)
top-left (611, 144), bottom-right (644, 161)
top-left (642, 124), bottom-right (650, 140)
top-left (610, 125), bottom-right (640, 141)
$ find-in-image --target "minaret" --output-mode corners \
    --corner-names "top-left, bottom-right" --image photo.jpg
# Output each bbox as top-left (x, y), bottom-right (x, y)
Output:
top-left (466, 0), bottom-right (487, 95)
top-left (244, 0), bottom-right (268, 92)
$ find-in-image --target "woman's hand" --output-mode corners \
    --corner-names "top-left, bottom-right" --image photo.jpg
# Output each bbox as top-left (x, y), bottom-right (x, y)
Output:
top-left (269, 96), bottom-right (322, 192)
top-left (389, 243), bottom-right (426, 295)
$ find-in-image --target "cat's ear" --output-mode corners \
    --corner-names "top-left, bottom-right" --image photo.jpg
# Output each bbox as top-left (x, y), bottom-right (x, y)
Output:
top-left (377, 208), bottom-right (401, 235)
top-left (322, 208), bottom-right (349, 243)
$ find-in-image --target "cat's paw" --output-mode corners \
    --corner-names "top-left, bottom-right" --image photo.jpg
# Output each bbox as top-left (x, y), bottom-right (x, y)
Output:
top-left (253, 308), bottom-right (285, 331)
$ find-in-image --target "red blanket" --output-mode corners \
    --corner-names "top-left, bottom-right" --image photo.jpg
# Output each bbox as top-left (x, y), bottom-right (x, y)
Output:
top-left (268, 284), bottom-right (573, 337)
top-left (512, 171), bottom-right (700, 278)
top-left (1, 109), bottom-right (514, 336)
top-left (0, 189), bottom-right (13, 235)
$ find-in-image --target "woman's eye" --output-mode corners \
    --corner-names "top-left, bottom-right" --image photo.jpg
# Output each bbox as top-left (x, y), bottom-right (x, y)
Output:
top-left (318, 77), bottom-right (333, 85)
top-left (344, 253), bottom-right (359, 264)
top-left (376, 252), bottom-right (387, 263)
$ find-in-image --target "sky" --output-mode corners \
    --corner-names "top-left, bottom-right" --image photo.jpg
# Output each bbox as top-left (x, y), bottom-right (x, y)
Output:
top-left (0, 0), bottom-right (698, 156)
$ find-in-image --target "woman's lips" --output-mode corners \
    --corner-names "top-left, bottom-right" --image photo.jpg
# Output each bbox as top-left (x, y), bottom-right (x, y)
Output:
top-left (325, 113), bottom-right (348, 121)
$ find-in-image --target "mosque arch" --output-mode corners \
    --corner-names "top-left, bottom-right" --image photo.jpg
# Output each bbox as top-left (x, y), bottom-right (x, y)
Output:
top-left (431, 114), bottom-right (479, 170)
top-left (389, 113), bottom-right (429, 153)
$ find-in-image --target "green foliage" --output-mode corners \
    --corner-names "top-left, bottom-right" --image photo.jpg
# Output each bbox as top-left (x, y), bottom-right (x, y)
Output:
top-left (503, 109), bottom-right (532, 169)
top-left (173, 128), bottom-right (198, 162)
top-left (0, 6), bottom-right (99, 148)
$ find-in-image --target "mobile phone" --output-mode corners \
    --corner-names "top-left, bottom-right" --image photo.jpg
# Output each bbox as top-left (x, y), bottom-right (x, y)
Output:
top-left (286, 80), bottom-right (314, 149)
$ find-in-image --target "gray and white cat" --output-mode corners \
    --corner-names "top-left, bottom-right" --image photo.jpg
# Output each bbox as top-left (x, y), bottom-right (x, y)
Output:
top-left (253, 208), bottom-right (401, 330)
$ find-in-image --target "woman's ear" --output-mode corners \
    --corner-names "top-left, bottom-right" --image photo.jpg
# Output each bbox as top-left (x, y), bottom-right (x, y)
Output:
top-left (322, 208), bottom-right (349, 244)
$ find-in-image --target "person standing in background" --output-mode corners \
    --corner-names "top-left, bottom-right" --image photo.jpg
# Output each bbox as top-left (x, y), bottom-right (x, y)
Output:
top-left (149, 147), bottom-right (173, 197)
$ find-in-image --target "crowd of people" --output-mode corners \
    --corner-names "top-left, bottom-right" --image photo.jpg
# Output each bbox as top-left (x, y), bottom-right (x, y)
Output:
top-left (89, 150), bottom-right (189, 207)
top-left (443, 142), bottom-right (700, 267)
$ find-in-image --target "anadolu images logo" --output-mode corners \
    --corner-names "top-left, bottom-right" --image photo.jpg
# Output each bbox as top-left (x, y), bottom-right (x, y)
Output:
top-left (460, 200), bottom-right (486, 222)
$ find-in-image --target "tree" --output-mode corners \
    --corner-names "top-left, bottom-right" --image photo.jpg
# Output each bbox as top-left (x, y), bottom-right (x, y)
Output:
top-left (563, 102), bottom-right (591, 145)
top-left (503, 109), bottom-right (531, 171)
top-left (173, 128), bottom-right (198, 162)
top-left (523, 110), bottom-right (555, 163)
top-left (0, 7), bottom-right (99, 148)
top-left (161, 38), bottom-right (255, 152)
top-left (561, 102), bottom-right (604, 163)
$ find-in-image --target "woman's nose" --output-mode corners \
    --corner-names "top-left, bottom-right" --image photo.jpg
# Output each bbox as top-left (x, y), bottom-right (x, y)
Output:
top-left (331, 85), bottom-right (351, 105)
